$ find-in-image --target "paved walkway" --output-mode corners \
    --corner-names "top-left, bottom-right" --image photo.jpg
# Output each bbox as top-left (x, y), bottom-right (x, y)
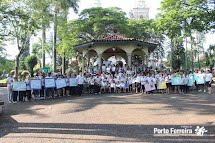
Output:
top-left (0, 87), bottom-right (214, 142)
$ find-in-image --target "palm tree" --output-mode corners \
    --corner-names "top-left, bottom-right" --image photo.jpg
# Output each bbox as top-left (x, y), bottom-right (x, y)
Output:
top-left (52, 0), bottom-right (79, 72)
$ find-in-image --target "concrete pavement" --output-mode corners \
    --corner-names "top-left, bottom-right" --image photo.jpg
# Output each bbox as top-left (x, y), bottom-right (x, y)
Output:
top-left (0, 87), bottom-right (214, 142)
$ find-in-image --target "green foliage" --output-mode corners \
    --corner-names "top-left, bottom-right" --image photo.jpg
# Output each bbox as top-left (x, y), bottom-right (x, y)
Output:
top-left (25, 55), bottom-right (38, 76)
top-left (21, 70), bottom-right (30, 77)
top-left (72, 7), bottom-right (128, 42)
top-left (0, 59), bottom-right (15, 78)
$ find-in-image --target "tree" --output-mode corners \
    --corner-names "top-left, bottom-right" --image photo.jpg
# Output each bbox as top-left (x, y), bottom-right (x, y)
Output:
top-left (26, 0), bottom-right (53, 68)
top-left (52, 0), bottom-right (79, 72)
top-left (156, 0), bottom-right (214, 71)
top-left (72, 7), bottom-right (128, 42)
top-left (1, 0), bottom-right (39, 78)
top-left (57, 14), bottom-right (78, 73)
top-left (25, 55), bottom-right (38, 77)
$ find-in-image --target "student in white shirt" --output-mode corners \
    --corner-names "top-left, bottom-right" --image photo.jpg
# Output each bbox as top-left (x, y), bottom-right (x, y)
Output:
top-left (109, 79), bottom-right (116, 93)
top-left (116, 81), bottom-right (121, 93)
top-left (25, 75), bottom-right (32, 101)
top-left (77, 72), bottom-right (85, 96)
top-left (140, 74), bottom-right (145, 94)
top-left (135, 73), bottom-right (141, 93)
top-left (165, 73), bottom-right (171, 94)
top-left (100, 79), bottom-right (107, 93)
top-left (6, 74), bottom-right (13, 103)
top-left (205, 70), bottom-right (213, 94)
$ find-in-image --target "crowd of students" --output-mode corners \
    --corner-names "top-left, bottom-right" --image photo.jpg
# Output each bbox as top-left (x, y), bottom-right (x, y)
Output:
top-left (6, 63), bottom-right (213, 104)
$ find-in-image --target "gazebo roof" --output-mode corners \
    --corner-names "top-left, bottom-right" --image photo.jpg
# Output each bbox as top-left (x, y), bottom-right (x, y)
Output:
top-left (74, 34), bottom-right (158, 52)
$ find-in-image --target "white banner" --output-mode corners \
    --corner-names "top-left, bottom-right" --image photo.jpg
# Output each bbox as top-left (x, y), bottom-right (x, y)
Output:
top-left (13, 82), bottom-right (27, 91)
top-left (45, 78), bottom-right (55, 88)
top-left (56, 79), bottom-right (67, 89)
top-left (30, 79), bottom-right (42, 90)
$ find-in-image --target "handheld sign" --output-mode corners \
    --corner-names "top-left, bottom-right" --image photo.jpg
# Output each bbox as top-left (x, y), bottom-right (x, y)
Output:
top-left (171, 77), bottom-right (183, 85)
top-left (56, 79), bottom-right (67, 89)
top-left (44, 78), bottom-right (55, 88)
top-left (69, 78), bottom-right (77, 87)
top-left (30, 79), bottom-right (42, 90)
top-left (145, 81), bottom-right (155, 92)
top-left (195, 75), bottom-right (205, 85)
top-left (188, 76), bottom-right (194, 87)
top-left (13, 82), bottom-right (27, 91)
top-left (157, 81), bottom-right (167, 89)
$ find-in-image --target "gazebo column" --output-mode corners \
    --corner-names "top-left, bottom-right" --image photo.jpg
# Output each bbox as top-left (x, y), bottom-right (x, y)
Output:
top-left (127, 53), bottom-right (132, 68)
top-left (86, 53), bottom-right (90, 67)
top-left (145, 55), bottom-right (149, 67)
top-left (82, 54), bottom-right (85, 73)
top-left (98, 53), bottom-right (102, 70)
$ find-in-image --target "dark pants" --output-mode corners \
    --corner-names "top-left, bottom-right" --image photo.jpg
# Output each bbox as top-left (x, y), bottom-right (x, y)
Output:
top-left (40, 86), bottom-right (45, 97)
top-left (94, 85), bottom-right (101, 94)
top-left (78, 84), bottom-right (83, 96)
top-left (12, 91), bottom-right (18, 102)
top-left (136, 82), bottom-right (141, 92)
top-left (89, 85), bottom-right (94, 93)
top-left (19, 91), bottom-right (26, 102)
top-left (70, 86), bottom-right (76, 95)
top-left (26, 90), bottom-right (32, 101)
top-left (46, 88), bottom-right (55, 98)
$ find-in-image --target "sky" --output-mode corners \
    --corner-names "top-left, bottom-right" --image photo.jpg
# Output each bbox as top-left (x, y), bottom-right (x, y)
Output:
top-left (4, 0), bottom-right (215, 59)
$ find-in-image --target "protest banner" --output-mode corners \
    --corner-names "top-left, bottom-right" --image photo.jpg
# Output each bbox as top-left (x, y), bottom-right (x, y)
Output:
top-left (44, 78), bottom-right (55, 88)
top-left (30, 79), bottom-right (42, 90)
top-left (145, 83), bottom-right (155, 92)
top-left (195, 75), bottom-right (205, 85)
top-left (171, 77), bottom-right (183, 85)
top-left (13, 82), bottom-right (27, 91)
top-left (56, 79), bottom-right (67, 89)
top-left (188, 76), bottom-right (195, 86)
top-left (69, 78), bottom-right (77, 87)
top-left (157, 81), bottom-right (167, 89)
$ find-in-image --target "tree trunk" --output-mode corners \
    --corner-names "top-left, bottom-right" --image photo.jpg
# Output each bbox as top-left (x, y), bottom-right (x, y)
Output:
top-left (15, 56), bottom-right (20, 79)
top-left (42, 25), bottom-right (46, 68)
top-left (53, 8), bottom-right (58, 72)
top-left (62, 53), bottom-right (65, 74)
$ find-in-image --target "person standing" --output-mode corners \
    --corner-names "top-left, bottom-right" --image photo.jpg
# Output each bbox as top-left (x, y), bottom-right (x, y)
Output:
top-left (205, 70), bottom-right (213, 94)
top-left (25, 75), bottom-right (32, 101)
top-left (6, 74), bottom-right (14, 103)
top-left (77, 72), bottom-right (85, 96)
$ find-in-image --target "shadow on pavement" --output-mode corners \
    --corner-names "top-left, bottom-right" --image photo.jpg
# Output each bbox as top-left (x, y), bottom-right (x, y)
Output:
top-left (0, 117), bottom-right (214, 142)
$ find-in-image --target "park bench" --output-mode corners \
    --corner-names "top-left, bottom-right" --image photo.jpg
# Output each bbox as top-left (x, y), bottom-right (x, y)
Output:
top-left (0, 100), bottom-right (4, 114)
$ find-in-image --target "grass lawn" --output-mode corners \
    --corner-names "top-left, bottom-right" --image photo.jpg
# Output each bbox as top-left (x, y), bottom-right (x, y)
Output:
top-left (0, 79), bottom-right (6, 84)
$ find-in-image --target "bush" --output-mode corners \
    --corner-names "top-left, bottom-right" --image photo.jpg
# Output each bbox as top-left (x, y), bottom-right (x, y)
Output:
top-left (21, 70), bottom-right (30, 77)
top-left (33, 65), bottom-right (40, 73)
top-left (10, 70), bottom-right (15, 76)
top-left (25, 55), bottom-right (38, 77)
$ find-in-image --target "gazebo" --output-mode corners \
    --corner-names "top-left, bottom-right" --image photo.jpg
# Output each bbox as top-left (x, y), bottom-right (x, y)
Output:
top-left (74, 34), bottom-right (157, 71)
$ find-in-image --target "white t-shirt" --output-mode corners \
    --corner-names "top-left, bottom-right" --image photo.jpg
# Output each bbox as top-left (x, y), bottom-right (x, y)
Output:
top-left (111, 66), bottom-right (116, 72)
top-left (6, 77), bottom-right (13, 86)
top-left (205, 73), bottom-right (213, 82)
top-left (102, 65), bottom-right (106, 72)
top-left (77, 75), bottom-right (84, 84)
top-left (135, 76), bottom-right (141, 83)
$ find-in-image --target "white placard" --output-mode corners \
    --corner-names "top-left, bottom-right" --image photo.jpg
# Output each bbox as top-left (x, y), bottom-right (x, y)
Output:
top-left (69, 78), bottom-right (77, 87)
top-left (145, 83), bottom-right (155, 92)
top-left (13, 82), bottom-right (27, 91)
top-left (30, 79), bottom-right (42, 90)
top-left (56, 79), bottom-right (67, 89)
top-left (45, 78), bottom-right (55, 88)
